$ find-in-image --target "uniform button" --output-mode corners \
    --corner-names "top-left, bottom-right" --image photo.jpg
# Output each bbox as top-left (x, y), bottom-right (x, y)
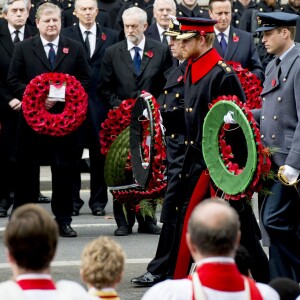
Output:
top-left (259, 7), bottom-right (263, 11)
top-left (190, 141), bottom-right (194, 144)
top-left (179, 11), bottom-right (182, 15)
top-left (189, 108), bottom-right (193, 112)
top-left (283, 78), bottom-right (287, 82)
top-left (176, 93), bottom-right (179, 98)
top-left (164, 90), bottom-right (167, 94)
top-left (236, 20), bottom-right (239, 24)
top-left (261, 134), bottom-right (264, 139)
top-left (163, 104), bottom-right (166, 108)
top-left (134, 2), bottom-right (138, 5)
top-left (171, 134), bottom-right (175, 138)
top-left (185, 141), bottom-right (188, 145)
top-left (186, 108), bottom-right (188, 112)
top-left (261, 116), bottom-right (264, 120)
top-left (271, 134), bottom-right (276, 139)
top-left (173, 107), bottom-right (177, 110)
top-left (273, 116), bottom-right (277, 120)
top-left (179, 174), bottom-right (182, 178)
top-left (234, 8), bottom-right (238, 12)
top-left (262, 97), bottom-right (266, 101)
top-left (278, 97), bottom-right (282, 101)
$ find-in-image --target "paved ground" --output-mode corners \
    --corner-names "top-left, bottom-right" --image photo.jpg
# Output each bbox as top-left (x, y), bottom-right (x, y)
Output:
top-left (0, 167), bottom-right (160, 299)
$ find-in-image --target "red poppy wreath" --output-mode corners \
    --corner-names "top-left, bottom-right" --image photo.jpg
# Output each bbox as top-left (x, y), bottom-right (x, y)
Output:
top-left (22, 73), bottom-right (88, 136)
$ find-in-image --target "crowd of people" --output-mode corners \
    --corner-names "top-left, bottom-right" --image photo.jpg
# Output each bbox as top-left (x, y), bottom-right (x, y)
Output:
top-left (0, 0), bottom-right (300, 298)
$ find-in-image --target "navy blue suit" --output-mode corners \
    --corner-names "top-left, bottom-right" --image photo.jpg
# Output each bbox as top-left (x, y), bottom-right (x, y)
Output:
top-left (62, 23), bottom-right (119, 213)
top-left (213, 27), bottom-right (264, 82)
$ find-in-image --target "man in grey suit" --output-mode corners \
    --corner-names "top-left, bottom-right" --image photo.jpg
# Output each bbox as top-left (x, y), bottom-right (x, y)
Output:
top-left (98, 6), bottom-right (173, 236)
top-left (253, 12), bottom-right (300, 281)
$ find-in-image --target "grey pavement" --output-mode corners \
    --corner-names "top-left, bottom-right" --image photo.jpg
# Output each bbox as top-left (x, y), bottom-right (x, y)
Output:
top-left (0, 166), bottom-right (160, 299)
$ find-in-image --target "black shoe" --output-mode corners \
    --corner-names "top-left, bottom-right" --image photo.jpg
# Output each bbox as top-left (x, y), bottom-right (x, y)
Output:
top-left (59, 224), bottom-right (77, 237)
top-left (114, 226), bottom-right (132, 236)
top-left (92, 208), bottom-right (105, 216)
top-left (0, 208), bottom-right (7, 218)
top-left (138, 223), bottom-right (161, 235)
top-left (131, 272), bottom-right (166, 286)
top-left (38, 193), bottom-right (51, 203)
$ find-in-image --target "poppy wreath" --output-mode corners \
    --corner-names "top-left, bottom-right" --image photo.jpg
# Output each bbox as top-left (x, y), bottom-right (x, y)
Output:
top-left (22, 73), bottom-right (88, 136)
top-left (203, 96), bottom-right (272, 200)
top-left (100, 92), bottom-right (167, 215)
top-left (228, 61), bottom-right (262, 109)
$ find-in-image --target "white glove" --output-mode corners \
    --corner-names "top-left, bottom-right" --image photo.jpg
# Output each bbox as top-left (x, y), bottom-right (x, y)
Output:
top-left (223, 111), bottom-right (237, 124)
top-left (282, 165), bottom-right (300, 184)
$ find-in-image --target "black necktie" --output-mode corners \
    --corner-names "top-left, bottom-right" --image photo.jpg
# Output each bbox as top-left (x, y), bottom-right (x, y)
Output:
top-left (276, 57), bottom-right (281, 66)
top-left (162, 33), bottom-right (168, 45)
top-left (219, 32), bottom-right (227, 56)
top-left (133, 46), bottom-right (141, 75)
top-left (85, 31), bottom-right (91, 57)
top-left (13, 30), bottom-right (20, 44)
top-left (48, 43), bottom-right (56, 69)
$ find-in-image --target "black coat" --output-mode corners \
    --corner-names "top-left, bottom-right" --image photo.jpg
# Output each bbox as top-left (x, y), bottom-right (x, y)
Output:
top-left (158, 60), bottom-right (187, 223)
top-left (62, 23), bottom-right (119, 128)
top-left (98, 38), bottom-right (173, 108)
top-left (144, 23), bottom-right (161, 42)
top-left (176, 3), bottom-right (209, 18)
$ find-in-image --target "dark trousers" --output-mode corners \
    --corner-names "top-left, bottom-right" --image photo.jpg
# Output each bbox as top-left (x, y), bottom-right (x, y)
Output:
top-left (262, 180), bottom-right (300, 281)
top-left (147, 222), bottom-right (177, 275)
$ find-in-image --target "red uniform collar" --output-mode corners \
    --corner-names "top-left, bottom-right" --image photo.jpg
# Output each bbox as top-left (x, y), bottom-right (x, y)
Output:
top-left (189, 48), bottom-right (222, 84)
top-left (17, 278), bottom-right (56, 290)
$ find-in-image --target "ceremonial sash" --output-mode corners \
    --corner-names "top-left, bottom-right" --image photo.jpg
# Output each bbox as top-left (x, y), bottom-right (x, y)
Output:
top-left (190, 263), bottom-right (263, 300)
top-left (16, 278), bottom-right (56, 290)
top-left (92, 289), bottom-right (120, 299)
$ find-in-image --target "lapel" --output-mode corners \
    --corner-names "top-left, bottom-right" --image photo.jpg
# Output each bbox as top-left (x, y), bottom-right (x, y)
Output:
top-left (93, 23), bottom-right (106, 58)
top-left (0, 23), bottom-right (14, 56)
top-left (213, 34), bottom-right (223, 58)
top-left (224, 27), bottom-right (239, 61)
top-left (54, 35), bottom-right (70, 70)
top-left (32, 35), bottom-right (52, 70)
top-left (140, 38), bottom-right (154, 75)
top-left (119, 40), bottom-right (136, 74)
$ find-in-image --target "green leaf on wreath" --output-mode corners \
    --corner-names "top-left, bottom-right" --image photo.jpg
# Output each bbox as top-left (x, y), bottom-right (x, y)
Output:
top-left (104, 127), bottom-right (130, 186)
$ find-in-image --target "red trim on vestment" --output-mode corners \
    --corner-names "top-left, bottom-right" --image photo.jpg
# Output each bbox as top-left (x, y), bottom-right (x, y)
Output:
top-left (190, 48), bottom-right (222, 84)
top-left (174, 170), bottom-right (210, 279)
top-left (17, 279), bottom-right (56, 290)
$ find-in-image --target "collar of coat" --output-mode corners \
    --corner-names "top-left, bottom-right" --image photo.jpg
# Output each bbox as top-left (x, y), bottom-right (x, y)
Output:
top-left (190, 47), bottom-right (222, 84)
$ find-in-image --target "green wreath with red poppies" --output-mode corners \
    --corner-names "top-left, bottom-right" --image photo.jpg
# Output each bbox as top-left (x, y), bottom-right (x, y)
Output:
top-left (22, 72), bottom-right (88, 136)
top-left (100, 92), bottom-right (166, 215)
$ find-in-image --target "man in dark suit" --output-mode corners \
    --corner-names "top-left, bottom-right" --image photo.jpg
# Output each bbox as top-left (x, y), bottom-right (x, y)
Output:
top-left (145, 0), bottom-right (176, 43)
top-left (209, 0), bottom-right (264, 82)
top-left (7, 2), bottom-right (91, 237)
top-left (0, 0), bottom-right (52, 218)
top-left (61, 0), bottom-right (119, 217)
top-left (98, 6), bottom-right (173, 235)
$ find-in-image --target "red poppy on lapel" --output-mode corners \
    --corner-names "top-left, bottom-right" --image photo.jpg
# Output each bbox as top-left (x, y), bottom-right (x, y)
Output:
top-left (144, 50), bottom-right (154, 58)
top-left (177, 75), bottom-right (183, 82)
top-left (63, 47), bottom-right (69, 54)
top-left (272, 79), bottom-right (276, 86)
top-left (101, 32), bottom-right (106, 41)
top-left (232, 33), bottom-right (239, 42)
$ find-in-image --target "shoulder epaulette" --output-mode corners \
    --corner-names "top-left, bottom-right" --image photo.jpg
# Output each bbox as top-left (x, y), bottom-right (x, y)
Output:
top-left (217, 60), bottom-right (233, 74)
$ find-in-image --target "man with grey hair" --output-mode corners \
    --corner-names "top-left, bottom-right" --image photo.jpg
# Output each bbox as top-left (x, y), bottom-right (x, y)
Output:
top-left (98, 6), bottom-right (172, 236)
top-left (0, 0), bottom-right (38, 218)
top-left (143, 198), bottom-right (279, 300)
top-left (145, 0), bottom-right (176, 43)
top-left (7, 2), bottom-right (90, 237)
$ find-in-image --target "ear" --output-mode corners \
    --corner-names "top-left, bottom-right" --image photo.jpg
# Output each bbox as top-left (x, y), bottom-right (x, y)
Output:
top-left (208, 10), bottom-right (212, 18)
top-left (143, 22), bottom-right (148, 32)
top-left (186, 232), bottom-right (197, 259)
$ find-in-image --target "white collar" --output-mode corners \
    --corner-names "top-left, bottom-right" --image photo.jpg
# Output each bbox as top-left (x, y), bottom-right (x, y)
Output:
top-left (215, 26), bottom-right (230, 38)
top-left (156, 23), bottom-right (167, 36)
top-left (279, 43), bottom-right (296, 61)
top-left (40, 35), bottom-right (59, 47)
top-left (8, 24), bottom-right (25, 36)
top-left (79, 22), bottom-right (97, 36)
top-left (16, 274), bottom-right (53, 281)
top-left (127, 35), bottom-right (146, 51)
top-left (196, 256), bottom-right (235, 267)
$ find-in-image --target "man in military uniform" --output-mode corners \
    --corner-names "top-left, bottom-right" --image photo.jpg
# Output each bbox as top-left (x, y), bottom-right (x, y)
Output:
top-left (131, 16), bottom-right (187, 286)
top-left (232, 0), bottom-right (255, 28)
top-left (176, 0), bottom-right (209, 18)
top-left (252, 11), bottom-right (300, 281)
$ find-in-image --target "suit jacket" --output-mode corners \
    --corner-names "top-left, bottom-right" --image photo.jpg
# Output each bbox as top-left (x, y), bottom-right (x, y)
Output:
top-left (98, 37), bottom-right (173, 108)
top-left (61, 23), bottom-right (119, 140)
top-left (145, 23), bottom-right (161, 42)
top-left (0, 21), bottom-right (38, 106)
top-left (8, 34), bottom-right (90, 100)
top-left (213, 27), bottom-right (264, 82)
top-left (253, 44), bottom-right (300, 169)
